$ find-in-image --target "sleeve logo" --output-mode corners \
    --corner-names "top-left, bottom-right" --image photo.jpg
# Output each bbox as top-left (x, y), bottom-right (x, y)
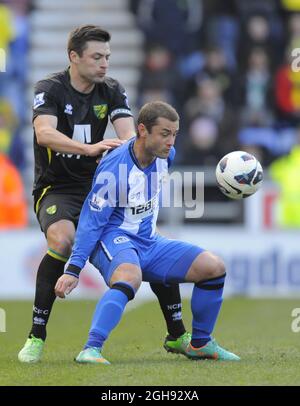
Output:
top-left (89, 193), bottom-right (106, 212)
top-left (33, 92), bottom-right (45, 109)
top-left (122, 91), bottom-right (130, 108)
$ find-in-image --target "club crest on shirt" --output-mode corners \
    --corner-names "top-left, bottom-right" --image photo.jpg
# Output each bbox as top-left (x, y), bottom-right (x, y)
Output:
top-left (93, 104), bottom-right (108, 119)
top-left (113, 236), bottom-right (130, 244)
top-left (46, 205), bottom-right (57, 215)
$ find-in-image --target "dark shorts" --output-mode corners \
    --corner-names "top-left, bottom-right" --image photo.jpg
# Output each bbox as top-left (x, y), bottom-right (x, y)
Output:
top-left (34, 190), bottom-right (87, 234)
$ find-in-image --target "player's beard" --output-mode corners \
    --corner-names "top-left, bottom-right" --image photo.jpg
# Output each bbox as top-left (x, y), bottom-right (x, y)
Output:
top-left (90, 70), bottom-right (107, 83)
top-left (157, 148), bottom-right (171, 159)
top-left (80, 71), bottom-right (106, 85)
top-left (91, 75), bottom-right (106, 84)
top-left (147, 145), bottom-right (170, 160)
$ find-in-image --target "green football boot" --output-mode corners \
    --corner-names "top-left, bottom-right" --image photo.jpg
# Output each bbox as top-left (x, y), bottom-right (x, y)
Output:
top-left (164, 332), bottom-right (191, 355)
top-left (18, 335), bottom-right (45, 363)
top-left (75, 347), bottom-right (110, 365)
top-left (185, 338), bottom-right (240, 361)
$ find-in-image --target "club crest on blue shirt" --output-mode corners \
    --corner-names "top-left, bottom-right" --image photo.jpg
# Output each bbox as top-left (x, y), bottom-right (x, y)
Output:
top-left (113, 236), bottom-right (130, 244)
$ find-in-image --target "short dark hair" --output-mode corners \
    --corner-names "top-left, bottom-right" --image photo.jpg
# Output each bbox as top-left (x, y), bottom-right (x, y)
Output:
top-left (67, 25), bottom-right (111, 58)
top-left (137, 101), bottom-right (179, 134)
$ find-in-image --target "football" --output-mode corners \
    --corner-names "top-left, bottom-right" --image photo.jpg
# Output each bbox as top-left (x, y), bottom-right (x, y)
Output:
top-left (216, 151), bottom-right (263, 199)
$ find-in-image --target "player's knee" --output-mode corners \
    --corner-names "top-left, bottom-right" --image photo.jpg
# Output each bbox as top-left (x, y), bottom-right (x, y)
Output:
top-left (213, 256), bottom-right (226, 278)
top-left (123, 270), bottom-right (142, 291)
top-left (49, 236), bottom-right (73, 257)
top-left (110, 265), bottom-right (142, 291)
top-left (47, 227), bottom-right (74, 256)
top-left (193, 252), bottom-right (226, 283)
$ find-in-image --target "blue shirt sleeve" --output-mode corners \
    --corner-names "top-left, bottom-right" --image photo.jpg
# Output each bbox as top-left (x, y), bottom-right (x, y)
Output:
top-left (67, 159), bottom-right (119, 271)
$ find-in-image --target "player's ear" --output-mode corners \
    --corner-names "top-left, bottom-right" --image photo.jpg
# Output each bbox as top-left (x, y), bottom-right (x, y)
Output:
top-left (137, 123), bottom-right (148, 138)
top-left (69, 50), bottom-right (80, 64)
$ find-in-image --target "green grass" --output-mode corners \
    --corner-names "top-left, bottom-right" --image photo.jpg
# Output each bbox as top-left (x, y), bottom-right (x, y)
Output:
top-left (1, 298), bottom-right (300, 386)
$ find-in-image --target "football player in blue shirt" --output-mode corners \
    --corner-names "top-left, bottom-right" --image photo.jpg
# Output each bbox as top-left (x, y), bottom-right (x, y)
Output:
top-left (55, 101), bottom-right (240, 363)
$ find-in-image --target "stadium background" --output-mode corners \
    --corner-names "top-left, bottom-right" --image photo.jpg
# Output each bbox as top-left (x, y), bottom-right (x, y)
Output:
top-left (0, 0), bottom-right (300, 386)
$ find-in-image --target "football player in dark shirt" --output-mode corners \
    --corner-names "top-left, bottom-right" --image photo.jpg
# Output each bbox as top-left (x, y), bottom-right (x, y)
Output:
top-left (18, 25), bottom-right (190, 363)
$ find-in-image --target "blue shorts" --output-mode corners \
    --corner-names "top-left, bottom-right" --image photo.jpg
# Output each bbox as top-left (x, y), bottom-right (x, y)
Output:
top-left (90, 231), bottom-right (204, 286)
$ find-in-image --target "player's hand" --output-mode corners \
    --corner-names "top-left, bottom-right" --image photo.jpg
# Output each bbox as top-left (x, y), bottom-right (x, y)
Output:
top-left (85, 139), bottom-right (125, 157)
top-left (54, 274), bottom-right (79, 299)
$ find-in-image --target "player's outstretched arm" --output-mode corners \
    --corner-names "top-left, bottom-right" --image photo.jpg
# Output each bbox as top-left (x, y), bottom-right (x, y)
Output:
top-left (34, 115), bottom-right (124, 156)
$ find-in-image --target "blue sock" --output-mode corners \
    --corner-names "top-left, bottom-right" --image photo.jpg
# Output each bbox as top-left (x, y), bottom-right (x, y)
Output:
top-left (191, 274), bottom-right (225, 348)
top-left (84, 285), bottom-right (133, 350)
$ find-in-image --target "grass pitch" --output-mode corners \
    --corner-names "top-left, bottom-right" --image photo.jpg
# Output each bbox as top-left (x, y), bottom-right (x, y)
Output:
top-left (0, 298), bottom-right (300, 386)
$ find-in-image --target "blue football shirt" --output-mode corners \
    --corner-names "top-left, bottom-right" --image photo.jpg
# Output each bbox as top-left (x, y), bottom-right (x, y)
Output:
top-left (68, 138), bottom-right (175, 270)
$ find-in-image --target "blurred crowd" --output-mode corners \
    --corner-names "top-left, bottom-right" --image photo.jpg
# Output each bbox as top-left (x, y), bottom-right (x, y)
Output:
top-left (131, 0), bottom-right (300, 170)
top-left (1, 0), bottom-right (300, 229)
top-left (0, 0), bottom-right (31, 228)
